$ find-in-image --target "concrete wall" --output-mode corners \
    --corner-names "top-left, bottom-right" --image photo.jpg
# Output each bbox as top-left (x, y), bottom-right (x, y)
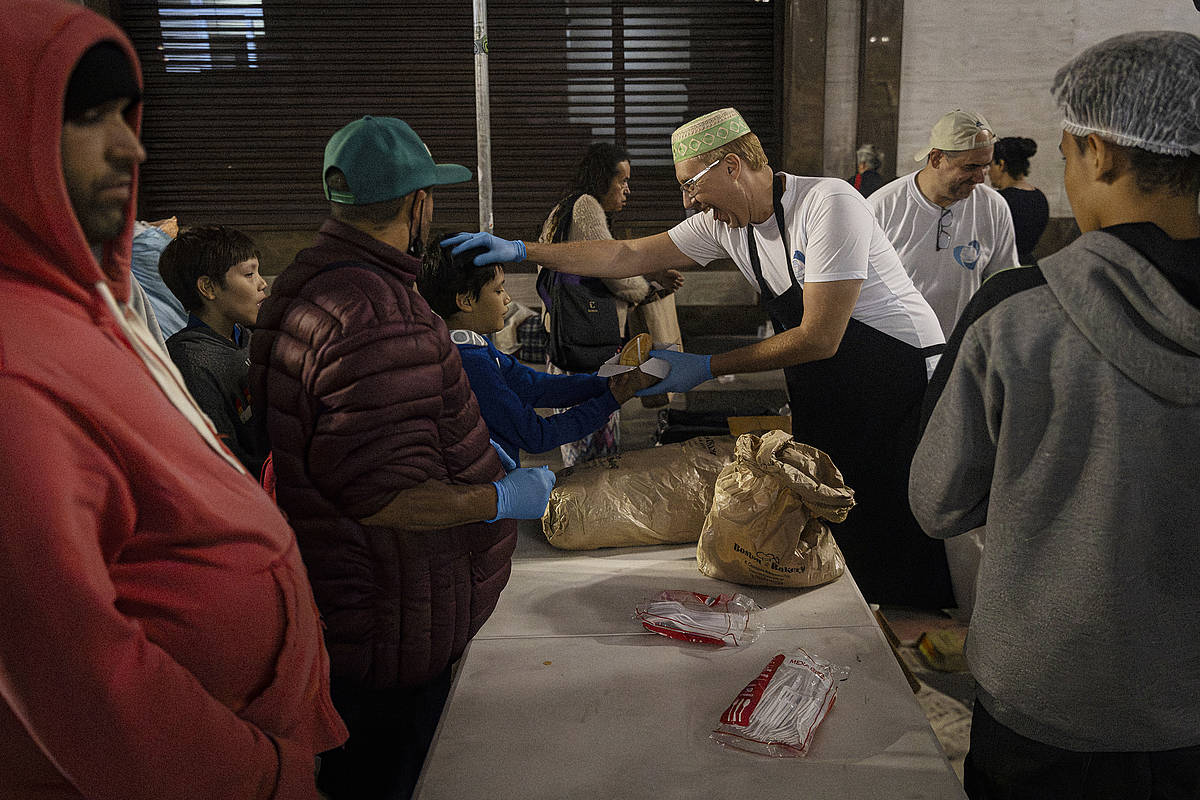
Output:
top-left (896, 1), bottom-right (1200, 217)
top-left (823, 0), bottom-right (862, 180)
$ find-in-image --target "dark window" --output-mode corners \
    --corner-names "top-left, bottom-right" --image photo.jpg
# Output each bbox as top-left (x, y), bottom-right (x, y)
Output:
top-left (121, 1), bottom-right (781, 238)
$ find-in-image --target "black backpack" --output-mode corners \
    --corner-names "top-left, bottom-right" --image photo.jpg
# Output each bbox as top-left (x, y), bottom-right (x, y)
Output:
top-left (535, 195), bottom-right (623, 373)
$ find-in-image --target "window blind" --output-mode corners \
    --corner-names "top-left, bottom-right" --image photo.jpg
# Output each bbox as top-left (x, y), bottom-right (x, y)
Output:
top-left (120, 0), bottom-right (781, 239)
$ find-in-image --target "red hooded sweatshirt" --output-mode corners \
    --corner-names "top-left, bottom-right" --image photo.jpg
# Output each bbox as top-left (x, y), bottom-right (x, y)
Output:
top-left (0, 3), bottom-right (347, 798)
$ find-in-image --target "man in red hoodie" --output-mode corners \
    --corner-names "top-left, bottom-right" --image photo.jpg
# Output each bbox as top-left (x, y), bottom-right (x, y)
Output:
top-left (0, 3), bottom-right (346, 798)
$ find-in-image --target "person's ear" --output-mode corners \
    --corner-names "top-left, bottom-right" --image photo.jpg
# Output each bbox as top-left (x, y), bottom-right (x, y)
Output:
top-left (455, 291), bottom-right (474, 314)
top-left (196, 275), bottom-right (216, 302)
top-left (1087, 133), bottom-right (1117, 180)
top-left (410, 189), bottom-right (428, 224)
top-left (929, 150), bottom-right (944, 169)
top-left (725, 154), bottom-right (740, 181)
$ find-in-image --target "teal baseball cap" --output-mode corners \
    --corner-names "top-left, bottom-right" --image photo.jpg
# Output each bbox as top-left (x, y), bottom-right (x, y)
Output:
top-left (323, 116), bottom-right (472, 204)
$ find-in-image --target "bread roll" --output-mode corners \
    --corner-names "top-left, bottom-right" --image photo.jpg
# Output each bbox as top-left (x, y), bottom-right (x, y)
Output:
top-left (618, 333), bottom-right (652, 366)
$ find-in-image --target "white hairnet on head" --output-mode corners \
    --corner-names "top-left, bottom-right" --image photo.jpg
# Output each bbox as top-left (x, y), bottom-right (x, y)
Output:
top-left (1052, 31), bottom-right (1200, 156)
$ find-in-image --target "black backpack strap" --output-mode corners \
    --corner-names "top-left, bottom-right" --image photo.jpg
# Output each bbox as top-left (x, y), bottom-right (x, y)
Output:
top-left (548, 192), bottom-right (584, 244)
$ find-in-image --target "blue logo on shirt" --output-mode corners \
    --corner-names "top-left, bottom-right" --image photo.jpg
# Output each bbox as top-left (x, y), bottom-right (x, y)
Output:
top-left (792, 250), bottom-right (805, 270)
top-left (954, 240), bottom-right (981, 270)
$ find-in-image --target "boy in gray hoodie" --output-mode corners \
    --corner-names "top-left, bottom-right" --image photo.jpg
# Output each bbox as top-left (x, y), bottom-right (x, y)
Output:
top-left (159, 224), bottom-right (270, 476)
top-left (910, 31), bottom-right (1200, 799)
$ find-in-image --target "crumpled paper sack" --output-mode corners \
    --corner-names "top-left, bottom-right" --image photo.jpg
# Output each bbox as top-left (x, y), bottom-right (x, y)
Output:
top-left (542, 436), bottom-right (736, 550)
top-left (697, 430), bottom-right (854, 588)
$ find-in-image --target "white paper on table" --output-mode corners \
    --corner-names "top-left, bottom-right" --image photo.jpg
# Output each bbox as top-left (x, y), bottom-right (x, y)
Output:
top-left (594, 341), bottom-right (679, 378)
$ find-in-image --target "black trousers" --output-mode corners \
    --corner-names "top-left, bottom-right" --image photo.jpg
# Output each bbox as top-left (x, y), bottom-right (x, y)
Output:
top-left (965, 700), bottom-right (1200, 800)
top-left (316, 668), bottom-right (453, 800)
top-left (782, 313), bottom-right (954, 608)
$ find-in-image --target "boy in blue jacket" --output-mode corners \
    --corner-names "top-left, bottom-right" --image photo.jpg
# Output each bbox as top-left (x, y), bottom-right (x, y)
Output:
top-left (419, 235), bottom-right (654, 465)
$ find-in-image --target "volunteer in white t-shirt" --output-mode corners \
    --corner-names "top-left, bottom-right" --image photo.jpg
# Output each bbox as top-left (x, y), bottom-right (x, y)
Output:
top-left (870, 109), bottom-right (1019, 338)
top-left (447, 108), bottom-right (954, 608)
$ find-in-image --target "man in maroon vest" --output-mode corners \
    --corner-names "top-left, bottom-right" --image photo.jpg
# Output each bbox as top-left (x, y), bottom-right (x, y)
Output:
top-left (250, 116), bottom-right (555, 800)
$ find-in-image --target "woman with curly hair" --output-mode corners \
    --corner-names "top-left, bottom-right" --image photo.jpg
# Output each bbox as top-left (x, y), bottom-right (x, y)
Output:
top-left (537, 142), bottom-right (683, 466)
top-left (990, 136), bottom-right (1050, 264)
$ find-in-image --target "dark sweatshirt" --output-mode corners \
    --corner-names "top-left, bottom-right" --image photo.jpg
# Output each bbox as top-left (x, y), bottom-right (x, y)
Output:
top-left (167, 316), bottom-right (268, 476)
top-left (911, 227), bottom-right (1200, 751)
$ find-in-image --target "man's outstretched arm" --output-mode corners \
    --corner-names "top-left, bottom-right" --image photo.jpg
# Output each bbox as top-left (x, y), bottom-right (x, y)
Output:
top-left (444, 230), bottom-right (697, 278)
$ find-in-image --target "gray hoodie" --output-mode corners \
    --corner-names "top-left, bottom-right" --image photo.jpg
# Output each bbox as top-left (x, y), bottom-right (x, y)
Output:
top-left (910, 229), bottom-right (1200, 751)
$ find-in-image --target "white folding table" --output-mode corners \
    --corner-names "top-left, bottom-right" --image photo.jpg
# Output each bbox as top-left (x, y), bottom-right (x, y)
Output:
top-left (413, 524), bottom-right (967, 800)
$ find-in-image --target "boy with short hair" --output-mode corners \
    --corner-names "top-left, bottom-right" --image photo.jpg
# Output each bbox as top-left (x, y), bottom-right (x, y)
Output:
top-left (419, 235), bottom-right (653, 466)
top-left (910, 31), bottom-right (1200, 797)
top-left (159, 224), bottom-right (270, 475)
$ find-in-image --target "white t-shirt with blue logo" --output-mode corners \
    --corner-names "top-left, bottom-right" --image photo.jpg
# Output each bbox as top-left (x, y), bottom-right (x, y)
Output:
top-left (869, 171), bottom-right (1018, 338)
top-left (668, 173), bottom-right (944, 365)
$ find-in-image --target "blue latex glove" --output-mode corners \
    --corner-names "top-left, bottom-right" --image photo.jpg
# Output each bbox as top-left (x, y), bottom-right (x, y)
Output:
top-left (489, 438), bottom-right (516, 473)
top-left (443, 231), bottom-right (527, 266)
top-left (634, 350), bottom-right (714, 396)
top-left (489, 466), bottom-right (556, 521)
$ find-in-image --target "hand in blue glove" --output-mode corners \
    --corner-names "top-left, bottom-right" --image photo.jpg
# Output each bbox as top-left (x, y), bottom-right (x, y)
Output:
top-left (489, 438), bottom-right (516, 473)
top-left (634, 350), bottom-right (714, 396)
top-left (442, 231), bottom-right (527, 266)
top-left (489, 465), bottom-right (556, 521)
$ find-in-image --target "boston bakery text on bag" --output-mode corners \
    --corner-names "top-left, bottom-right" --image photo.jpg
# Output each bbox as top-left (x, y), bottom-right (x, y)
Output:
top-left (696, 430), bottom-right (853, 588)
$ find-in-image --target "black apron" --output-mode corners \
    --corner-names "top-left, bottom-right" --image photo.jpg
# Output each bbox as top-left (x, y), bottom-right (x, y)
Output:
top-left (744, 176), bottom-right (953, 608)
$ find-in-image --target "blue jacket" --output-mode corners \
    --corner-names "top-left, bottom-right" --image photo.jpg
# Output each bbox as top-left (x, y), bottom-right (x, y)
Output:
top-left (131, 224), bottom-right (189, 337)
top-left (451, 330), bottom-right (618, 465)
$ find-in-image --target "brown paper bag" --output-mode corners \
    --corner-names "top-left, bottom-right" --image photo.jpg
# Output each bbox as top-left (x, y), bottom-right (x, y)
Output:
top-left (542, 435), bottom-right (736, 550)
top-left (696, 430), bottom-right (854, 588)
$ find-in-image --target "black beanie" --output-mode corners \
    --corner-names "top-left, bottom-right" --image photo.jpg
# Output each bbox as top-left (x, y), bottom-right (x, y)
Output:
top-left (63, 41), bottom-right (140, 121)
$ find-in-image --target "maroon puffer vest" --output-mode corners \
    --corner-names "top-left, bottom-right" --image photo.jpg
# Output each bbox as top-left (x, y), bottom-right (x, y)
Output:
top-left (250, 219), bottom-right (516, 689)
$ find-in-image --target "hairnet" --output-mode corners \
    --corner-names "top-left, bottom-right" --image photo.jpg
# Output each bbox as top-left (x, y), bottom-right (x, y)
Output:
top-left (1052, 31), bottom-right (1200, 156)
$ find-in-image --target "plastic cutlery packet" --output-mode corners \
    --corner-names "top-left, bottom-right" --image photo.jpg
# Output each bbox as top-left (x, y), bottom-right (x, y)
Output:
top-left (633, 589), bottom-right (765, 646)
top-left (711, 647), bottom-right (850, 757)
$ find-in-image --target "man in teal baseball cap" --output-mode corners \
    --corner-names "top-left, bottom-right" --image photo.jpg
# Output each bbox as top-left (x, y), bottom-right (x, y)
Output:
top-left (249, 116), bottom-right (556, 800)
top-left (321, 114), bottom-right (473, 257)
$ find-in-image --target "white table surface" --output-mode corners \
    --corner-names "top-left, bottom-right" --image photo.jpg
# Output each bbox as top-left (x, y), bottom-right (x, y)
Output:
top-left (415, 627), bottom-right (965, 800)
top-left (477, 542), bottom-right (877, 639)
top-left (414, 522), bottom-right (966, 800)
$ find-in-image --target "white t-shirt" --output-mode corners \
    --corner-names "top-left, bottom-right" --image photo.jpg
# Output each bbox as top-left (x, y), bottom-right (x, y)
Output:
top-left (668, 174), bottom-right (944, 374)
top-left (869, 171), bottom-right (1018, 338)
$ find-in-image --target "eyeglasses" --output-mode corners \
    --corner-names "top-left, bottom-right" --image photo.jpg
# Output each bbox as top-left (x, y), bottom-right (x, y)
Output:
top-left (935, 207), bottom-right (953, 251)
top-left (680, 159), bottom-right (722, 196)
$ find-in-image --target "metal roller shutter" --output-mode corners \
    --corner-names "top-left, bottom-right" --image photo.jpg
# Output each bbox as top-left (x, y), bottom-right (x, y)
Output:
top-left (120, 1), bottom-right (781, 239)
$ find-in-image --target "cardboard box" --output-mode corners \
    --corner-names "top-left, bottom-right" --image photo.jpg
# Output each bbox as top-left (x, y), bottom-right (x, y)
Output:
top-left (727, 415), bottom-right (791, 437)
